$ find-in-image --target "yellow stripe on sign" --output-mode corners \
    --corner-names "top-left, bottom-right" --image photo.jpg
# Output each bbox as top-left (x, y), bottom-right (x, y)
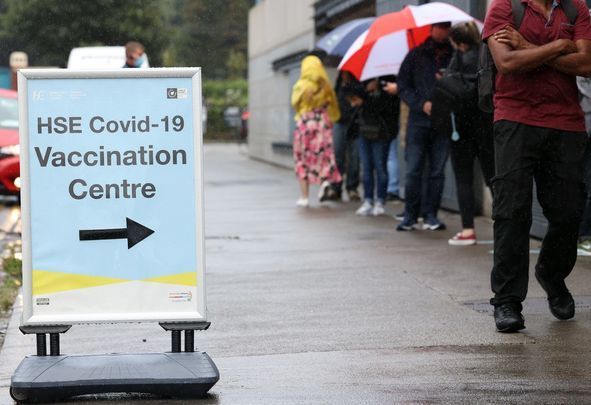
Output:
top-left (32, 270), bottom-right (129, 296)
top-left (143, 272), bottom-right (197, 286)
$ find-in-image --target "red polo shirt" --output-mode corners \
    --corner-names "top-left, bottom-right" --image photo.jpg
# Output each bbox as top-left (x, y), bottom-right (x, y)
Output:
top-left (482, 0), bottom-right (591, 132)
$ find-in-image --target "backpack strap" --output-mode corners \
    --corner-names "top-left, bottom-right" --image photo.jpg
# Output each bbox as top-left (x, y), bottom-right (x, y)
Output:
top-left (561, 0), bottom-right (578, 25)
top-left (511, 0), bottom-right (578, 29)
top-left (511, 0), bottom-right (526, 28)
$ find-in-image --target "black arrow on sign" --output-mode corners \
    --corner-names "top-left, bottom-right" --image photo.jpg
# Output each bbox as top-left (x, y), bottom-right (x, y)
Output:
top-left (79, 217), bottom-right (155, 249)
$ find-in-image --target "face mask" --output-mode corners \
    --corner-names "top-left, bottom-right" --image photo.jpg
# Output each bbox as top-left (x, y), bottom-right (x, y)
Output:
top-left (133, 55), bottom-right (144, 68)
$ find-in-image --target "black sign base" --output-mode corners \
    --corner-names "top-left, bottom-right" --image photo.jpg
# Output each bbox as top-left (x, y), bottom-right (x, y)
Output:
top-left (10, 352), bottom-right (219, 403)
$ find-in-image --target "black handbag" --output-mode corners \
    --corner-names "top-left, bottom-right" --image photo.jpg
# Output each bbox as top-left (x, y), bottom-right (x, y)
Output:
top-left (432, 53), bottom-right (477, 137)
top-left (434, 72), bottom-right (476, 111)
top-left (357, 109), bottom-right (384, 141)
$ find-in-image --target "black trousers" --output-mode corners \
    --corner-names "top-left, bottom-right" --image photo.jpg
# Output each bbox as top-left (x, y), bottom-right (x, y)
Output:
top-left (490, 120), bottom-right (587, 309)
top-left (450, 111), bottom-right (495, 229)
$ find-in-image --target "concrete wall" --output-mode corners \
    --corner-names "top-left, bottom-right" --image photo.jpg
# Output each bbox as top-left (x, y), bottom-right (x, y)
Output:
top-left (248, 0), bottom-right (316, 167)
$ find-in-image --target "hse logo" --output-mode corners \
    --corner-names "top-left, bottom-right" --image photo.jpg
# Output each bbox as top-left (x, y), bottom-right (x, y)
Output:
top-left (32, 91), bottom-right (86, 101)
top-left (166, 88), bottom-right (187, 99)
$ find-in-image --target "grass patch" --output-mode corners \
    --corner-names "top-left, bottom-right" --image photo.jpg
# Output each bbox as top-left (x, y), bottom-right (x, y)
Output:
top-left (0, 256), bottom-right (22, 312)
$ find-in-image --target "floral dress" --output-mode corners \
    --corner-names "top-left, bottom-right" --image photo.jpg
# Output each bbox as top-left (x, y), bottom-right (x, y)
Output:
top-left (293, 108), bottom-right (341, 184)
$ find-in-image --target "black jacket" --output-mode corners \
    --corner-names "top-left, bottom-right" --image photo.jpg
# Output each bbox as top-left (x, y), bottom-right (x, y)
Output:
top-left (398, 37), bottom-right (453, 127)
top-left (446, 47), bottom-right (479, 80)
top-left (350, 84), bottom-right (399, 142)
top-left (335, 79), bottom-right (361, 136)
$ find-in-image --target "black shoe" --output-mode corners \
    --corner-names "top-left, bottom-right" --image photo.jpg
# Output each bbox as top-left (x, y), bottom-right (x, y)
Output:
top-left (319, 181), bottom-right (339, 202)
top-left (386, 192), bottom-right (400, 201)
top-left (494, 304), bottom-right (525, 333)
top-left (535, 272), bottom-right (575, 320)
top-left (548, 294), bottom-right (575, 320)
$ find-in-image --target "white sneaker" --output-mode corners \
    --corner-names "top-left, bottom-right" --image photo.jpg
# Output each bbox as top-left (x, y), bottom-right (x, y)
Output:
top-left (356, 201), bottom-right (373, 216)
top-left (372, 201), bottom-right (385, 216)
top-left (296, 198), bottom-right (309, 207)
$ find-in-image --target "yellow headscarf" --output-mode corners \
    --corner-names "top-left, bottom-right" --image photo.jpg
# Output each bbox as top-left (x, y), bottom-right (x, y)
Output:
top-left (291, 55), bottom-right (340, 123)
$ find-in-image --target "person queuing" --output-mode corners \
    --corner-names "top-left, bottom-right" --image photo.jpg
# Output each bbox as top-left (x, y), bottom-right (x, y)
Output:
top-left (577, 74), bottom-right (591, 255)
top-left (330, 71), bottom-right (362, 202)
top-left (291, 55), bottom-right (342, 208)
top-left (483, 0), bottom-right (591, 332)
top-left (436, 22), bottom-right (495, 246)
top-left (384, 80), bottom-right (403, 203)
top-left (346, 78), bottom-right (400, 216)
top-left (397, 22), bottom-right (454, 231)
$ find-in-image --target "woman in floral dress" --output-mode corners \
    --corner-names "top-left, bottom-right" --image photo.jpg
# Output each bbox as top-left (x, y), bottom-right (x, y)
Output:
top-left (291, 55), bottom-right (342, 207)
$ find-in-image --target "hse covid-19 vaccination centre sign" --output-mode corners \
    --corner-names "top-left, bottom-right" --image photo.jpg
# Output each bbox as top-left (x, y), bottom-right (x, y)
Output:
top-left (18, 69), bottom-right (205, 325)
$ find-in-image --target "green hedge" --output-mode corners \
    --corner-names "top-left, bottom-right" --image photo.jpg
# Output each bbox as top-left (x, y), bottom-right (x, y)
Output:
top-left (203, 79), bottom-right (247, 141)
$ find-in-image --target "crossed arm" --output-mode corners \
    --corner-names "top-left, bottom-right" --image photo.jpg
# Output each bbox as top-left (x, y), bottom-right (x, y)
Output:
top-left (489, 26), bottom-right (591, 77)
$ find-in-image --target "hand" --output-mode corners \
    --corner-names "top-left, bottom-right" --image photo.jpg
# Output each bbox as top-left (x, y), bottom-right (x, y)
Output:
top-left (423, 101), bottom-right (432, 116)
top-left (557, 38), bottom-right (578, 55)
top-left (383, 82), bottom-right (398, 95)
top-left (349, 95), bottom-right (363, 107)
top-left (365, 80), bottom-right (378, 92)
top-left (494, 26), bottom-right (531, 50)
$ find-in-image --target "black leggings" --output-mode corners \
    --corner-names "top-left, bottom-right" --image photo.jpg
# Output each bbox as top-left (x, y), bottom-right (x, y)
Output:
top-left (449, 112), bottom-right (495, 229)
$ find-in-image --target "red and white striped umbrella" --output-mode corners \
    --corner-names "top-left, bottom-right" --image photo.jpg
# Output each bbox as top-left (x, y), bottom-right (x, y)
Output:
top-left (338, 2), bottom-right (480, 81)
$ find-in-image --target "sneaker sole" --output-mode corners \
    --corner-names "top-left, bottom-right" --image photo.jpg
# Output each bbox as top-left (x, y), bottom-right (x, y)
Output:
top-left (422, 224), bottom-right (446, 231)
top-left (396, 225), bottom-right (417, 231)
top-left (448, 239), bottom-right (477, 246)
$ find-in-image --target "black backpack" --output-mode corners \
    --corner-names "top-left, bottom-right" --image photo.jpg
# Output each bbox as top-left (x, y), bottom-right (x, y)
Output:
top-left (477, 0), bottom-right (578, 113)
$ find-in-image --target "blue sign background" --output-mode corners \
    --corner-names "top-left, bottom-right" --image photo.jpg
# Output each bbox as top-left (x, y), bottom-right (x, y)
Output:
top-left (27, 78), bottom-right (197, 281)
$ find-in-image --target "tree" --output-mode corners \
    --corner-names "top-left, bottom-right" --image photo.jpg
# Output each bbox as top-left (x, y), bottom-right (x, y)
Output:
top-left (167, 0), bottom-right (249, 78)
top-left (0, 0), bottom-right (169, 67)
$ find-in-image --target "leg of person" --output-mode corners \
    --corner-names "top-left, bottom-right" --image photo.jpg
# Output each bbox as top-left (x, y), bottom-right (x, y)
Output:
top-left (317, 113), bottom-right (342, 201)
top-left (476, 112), bottom-right (496, 188)
top-left (356, 136), bottom-right (374, 216)
top-left (422, 129), bottom-right (450, 230)
top-left (398, 122), bottom-right (428, 230)
top-left (534, 129), bottom-right (587, 320)
top-left (372, 139), bottom-right (389, 216)
top-left (297, 179), bottom-right (310, 207)
top-left (293, 117), bottom-right (310, 207)
top-left (490, 121), bottom-right (542, 332)
top-left (331, 122), bottom-right (346, 198)
top-left (386, 137), bottom-right (400, 200)
top-left (346, 131), bottom-right (361, 201)
top-left (449, 133), bottom-right (477, 244)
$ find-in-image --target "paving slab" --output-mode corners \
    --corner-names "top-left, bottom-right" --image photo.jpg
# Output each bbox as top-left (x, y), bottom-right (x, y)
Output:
top-left (0, 144), bottom-right (591, 403)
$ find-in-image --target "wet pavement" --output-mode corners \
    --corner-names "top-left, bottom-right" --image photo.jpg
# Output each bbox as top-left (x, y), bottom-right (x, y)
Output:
top-left (1, 144), bottom-right (591, 403)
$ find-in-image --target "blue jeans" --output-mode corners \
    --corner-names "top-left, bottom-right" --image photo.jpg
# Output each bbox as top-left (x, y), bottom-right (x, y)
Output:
top-left (332, 123), bottom-right (360, 194)
top-left (387, 137), bottom-right (400, 195)
top-left (403, 123), bottom-right (450, 221)
top-left (358, 136), bottom-right (389, 203)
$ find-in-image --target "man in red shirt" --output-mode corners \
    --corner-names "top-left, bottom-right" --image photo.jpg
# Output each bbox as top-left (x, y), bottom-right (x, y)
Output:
top-left (483, 0), bottom-right (591, 332)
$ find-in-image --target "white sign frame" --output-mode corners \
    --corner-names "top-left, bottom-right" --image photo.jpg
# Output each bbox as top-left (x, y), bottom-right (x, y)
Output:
top-left (18, 68), bottom-right (206, 325)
